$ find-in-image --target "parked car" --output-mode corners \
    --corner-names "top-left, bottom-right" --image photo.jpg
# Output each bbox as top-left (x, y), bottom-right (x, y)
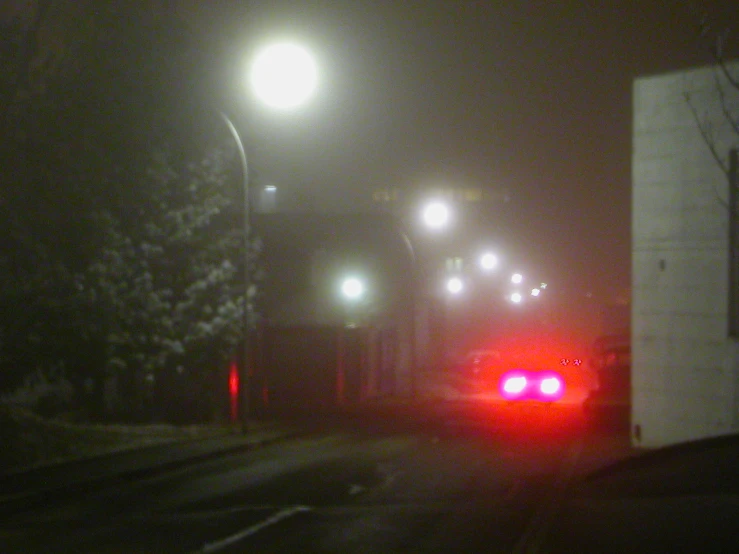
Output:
top-left (583, 333), bottom-right (631, 425)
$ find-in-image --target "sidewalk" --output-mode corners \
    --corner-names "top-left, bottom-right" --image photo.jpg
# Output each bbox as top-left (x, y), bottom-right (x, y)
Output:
top-left (0, 421), bottom-right (301, 503)
top-left (572, 431), bottom-right (641, 479)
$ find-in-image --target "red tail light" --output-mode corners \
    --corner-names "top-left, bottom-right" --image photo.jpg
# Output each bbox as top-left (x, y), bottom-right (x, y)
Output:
top-left (503, 376), bottom-right (527, 393)
top-left (501, 373), bottom-right (528, 398)
top-left (540, 376), bottom-right (562, 395)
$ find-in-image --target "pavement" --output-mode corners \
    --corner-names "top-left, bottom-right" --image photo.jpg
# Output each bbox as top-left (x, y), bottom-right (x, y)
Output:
top-left (0, 401), bottom-right (445, 505)
top-left (544, 432), bottom-right (739, 553)
top-left (0, 400), bottom-right (663, 553)
top-left (0, 399), bottom-right (640, 518)
top-left (0, 420), bottom-right (303, 506)
top-left (0, 417), bottom-right (589, 553)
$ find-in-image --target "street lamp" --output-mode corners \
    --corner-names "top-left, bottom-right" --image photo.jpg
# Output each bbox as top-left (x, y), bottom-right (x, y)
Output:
top-left (511, 273), bottom-right (523, 284)
top-left (391, 221), bottom-right (420, 398)
top-left (337, 275), bottom-right (366, 404)
top-left (340, 276), bottom-right (365, 301)
top-left (249, 42), bottom-right (318, 110)
top-left (339, 275), bottom-right (366, 328)
top-left (446, 276), bottom-right (464, 295)
top-left (224, 41), bottom-right (317, 432)
top-left (480, 252), bottom-right (499, 271)
top-left (421, 200), bottom-right (450, 230)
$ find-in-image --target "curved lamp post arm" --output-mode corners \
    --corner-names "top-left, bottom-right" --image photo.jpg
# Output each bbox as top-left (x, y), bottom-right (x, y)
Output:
top-left (218, 110), bottom-right (251, 431)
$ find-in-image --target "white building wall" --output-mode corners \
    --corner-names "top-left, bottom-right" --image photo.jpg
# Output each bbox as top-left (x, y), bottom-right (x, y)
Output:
top-left (632, 62), bottom-right (739, 447)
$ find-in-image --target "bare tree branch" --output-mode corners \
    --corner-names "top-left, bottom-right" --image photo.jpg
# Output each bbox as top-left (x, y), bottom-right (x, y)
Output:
top-left (713, 70), bottom-right (739, 137)
top-left (685, 91), bottom-right (731, 175)
top-left (684, 91), bottom-right (731, 210)
top-left (713, 36), bottom-right (739, 92)
top-left (695, 5), bottom-right (739, 91)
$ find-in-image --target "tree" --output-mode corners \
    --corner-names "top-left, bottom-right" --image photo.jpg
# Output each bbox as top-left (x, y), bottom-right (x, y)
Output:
top-left (684, 12), bottom-right (739, 184)
top-left (77, 140), bottom-right (257, 420)
top-left (0, 1), bottom-right (184, 400)
top-left (684, 12), bottom-right (739, 336)
top-left (0, 2), bottom-right (261, 421)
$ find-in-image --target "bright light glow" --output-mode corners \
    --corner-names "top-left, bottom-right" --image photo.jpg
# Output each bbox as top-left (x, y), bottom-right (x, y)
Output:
top-left (540, 282), bottom-right (548, 289)
top-left (510, 292), bottom-right (523, 303)
top-left (531, 288), bottom-right (540, 297)
top-left (480, 253), bottom-right (498, 271)
top-left (511, 273), bottom-right (523, 284)
top-left (446, 276), bottom-right (463, 294)
top-left (540, 377), bottom-right (562, 395)
top-left (502, 376), bottom-right (527, 394)
top-left (422, 201), bottom-right (450, 229)
top-left (250, 42), bottom-right (318, 110)
top-left (265, 185), bottom-right (277, 192)
top-left (341, 277), bottom-right (364, 300)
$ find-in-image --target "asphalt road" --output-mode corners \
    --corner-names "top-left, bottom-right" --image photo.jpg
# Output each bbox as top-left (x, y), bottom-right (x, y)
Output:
top-left (0, 405), bottom-right (626, 554)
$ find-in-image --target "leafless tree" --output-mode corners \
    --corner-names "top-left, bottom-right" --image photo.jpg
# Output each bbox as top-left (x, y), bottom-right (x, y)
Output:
top-left (684, 12), bottom-right (738, 181)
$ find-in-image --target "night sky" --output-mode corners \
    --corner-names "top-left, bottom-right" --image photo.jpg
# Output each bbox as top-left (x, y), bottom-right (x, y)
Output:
top-left (207, 0), bottom-right (737, 300)
top-left (4, 1), bottom-right (739, 299)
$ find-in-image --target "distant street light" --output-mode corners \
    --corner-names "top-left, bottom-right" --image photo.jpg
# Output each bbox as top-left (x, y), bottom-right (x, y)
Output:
top-left (531, 288), bottom-right (541, 297)
top-left (480, 252), bottom-right (499, 271)
top-left (340, 276), bottom-right (365, 301)
top-left (510, 292), bottom-right (523, 304)
top-left (222, 40), bottom-right (317, 432)
top-left (422, 200), bottom-right (450, 229)
top-left (446, 276), bottom-right (464, 295)
top-left (511, 273), bottom-right (523, 284)
top-left (337, 275), bottom-right (365, 404)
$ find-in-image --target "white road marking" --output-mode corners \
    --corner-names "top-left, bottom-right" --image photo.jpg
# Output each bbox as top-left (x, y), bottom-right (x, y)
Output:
top-left (510, 438), bottom-right (584, 554)
top-left (199, 505), bottom-right (311, 553)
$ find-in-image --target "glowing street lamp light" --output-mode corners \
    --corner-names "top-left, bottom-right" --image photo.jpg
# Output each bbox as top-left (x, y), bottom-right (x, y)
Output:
top-left (340, 277), bottom-right (365, 301)
top-left (422, 201), bottom-right (450, 230)
top-left (226, 40), bottom-right (318, 432)
top-left (446, 276), bottom-right (463, 295)
top-left (510, 292), bottom-right (523, 304)
top-left (531, 288), bottom-right (541, 297)
top-left (511, 273), bottom-right (523, 284)
top-left (250, 42), bottom-right (318, 110)
top-left (480, 252), bottom-right (499, 271)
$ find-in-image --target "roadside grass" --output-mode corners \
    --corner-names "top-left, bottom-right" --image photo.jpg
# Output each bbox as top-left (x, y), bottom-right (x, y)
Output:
top-left (0, 403), bottom-right (237, 474)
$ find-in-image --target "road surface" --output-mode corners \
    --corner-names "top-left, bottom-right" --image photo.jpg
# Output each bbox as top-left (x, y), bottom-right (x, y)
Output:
top-left (0, 405), bottom-right (627, 553)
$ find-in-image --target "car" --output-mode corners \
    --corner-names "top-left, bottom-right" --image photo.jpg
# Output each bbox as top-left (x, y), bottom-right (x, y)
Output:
top-left (453, 335), bottom-right (595, 406)
top-left (499, 369), bottom-right (565, 401)
top-left (583, 333), bottom-right (631, 425)
top-left (451, 349), bottom-right (503, 393)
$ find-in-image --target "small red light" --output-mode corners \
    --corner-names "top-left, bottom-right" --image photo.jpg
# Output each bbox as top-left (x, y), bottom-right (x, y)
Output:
top-left (228, 364), bottom-right (239, 396)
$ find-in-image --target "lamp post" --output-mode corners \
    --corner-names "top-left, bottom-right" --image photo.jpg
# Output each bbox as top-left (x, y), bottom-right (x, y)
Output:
top-left (396, 226), bottom-right (418, 397)
top-left (338, 276), bottom-right (366, 404)
top-left (340, 276), bottom-right (366, 327)
top-left (217, 112), bottom-right (250, 430)
top-left (224, 41), bottom-right (317, 431)
top-left (403, 199), bottom-right (451, 396)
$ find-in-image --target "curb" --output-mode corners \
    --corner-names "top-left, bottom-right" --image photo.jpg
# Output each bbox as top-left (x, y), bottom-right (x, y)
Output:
top-left (0, 428), bottom-right (305, 520)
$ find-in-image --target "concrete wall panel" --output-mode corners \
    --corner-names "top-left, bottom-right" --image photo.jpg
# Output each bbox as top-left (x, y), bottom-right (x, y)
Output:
top-left (632, 62), bottom-right (739, 447)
